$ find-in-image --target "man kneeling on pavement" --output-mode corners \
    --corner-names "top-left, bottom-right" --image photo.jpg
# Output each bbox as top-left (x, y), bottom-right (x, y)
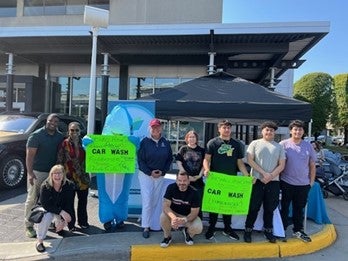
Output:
top-left (160, 171), bottom-right (203, 247)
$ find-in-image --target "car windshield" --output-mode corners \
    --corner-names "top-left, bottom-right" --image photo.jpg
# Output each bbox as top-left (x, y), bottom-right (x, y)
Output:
top-left (0, 115), bottom-right (36, 133)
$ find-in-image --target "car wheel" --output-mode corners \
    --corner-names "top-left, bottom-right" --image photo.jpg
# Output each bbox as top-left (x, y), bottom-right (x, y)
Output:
top-left (0, 155), bottom-right (26, 189)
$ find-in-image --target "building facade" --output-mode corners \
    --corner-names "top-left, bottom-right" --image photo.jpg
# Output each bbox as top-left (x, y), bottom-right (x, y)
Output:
top-left (0, 0), bottom-right (329, 149)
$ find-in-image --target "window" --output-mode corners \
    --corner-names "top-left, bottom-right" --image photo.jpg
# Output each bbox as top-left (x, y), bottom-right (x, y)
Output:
top-left (24, 0), bottom-right (44, 16)
top-left (0, 0), bottom-right (17, 17)
top-left (66, 0), bottom-right (87, 14)
top-left (58, 76), bottom-right (118, 118)
top-left (45, 0), bottom-right (66, 15)
top-left (129, 77), bottom-right (181, 100)
top-left (24, 0), bottom-right (109, 16)
top-left (88, 0), bottom-right (109, 10)
top-left (154, 78), bottom-right (179, 93)
top-left (162, 121), bottom-right (205, 153)
top-left (129, 77), bottom-right (155, 99)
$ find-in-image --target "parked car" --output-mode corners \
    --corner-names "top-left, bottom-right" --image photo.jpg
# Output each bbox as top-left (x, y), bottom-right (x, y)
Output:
top-left (0, 112), bottom-right (87, 189)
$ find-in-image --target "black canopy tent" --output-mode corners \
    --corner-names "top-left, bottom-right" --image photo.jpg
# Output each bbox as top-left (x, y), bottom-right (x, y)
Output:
top-left (139, 71), bottom-right (312, 125)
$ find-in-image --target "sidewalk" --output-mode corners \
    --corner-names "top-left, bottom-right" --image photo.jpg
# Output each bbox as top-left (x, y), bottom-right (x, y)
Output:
top-left (0, 191), bottom-right (338, 261)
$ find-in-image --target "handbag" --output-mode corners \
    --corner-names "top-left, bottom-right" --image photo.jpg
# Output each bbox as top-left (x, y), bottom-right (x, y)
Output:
top-left (29, 205), bottom-right (47, 223)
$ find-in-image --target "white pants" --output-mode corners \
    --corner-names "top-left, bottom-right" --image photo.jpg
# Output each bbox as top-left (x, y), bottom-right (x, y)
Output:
top-left (138, 171), bottom-right (164, 230)
top-left (24, 170), bottom-right (49, 228)
top-left (36, 212), bottom-right (65, 240)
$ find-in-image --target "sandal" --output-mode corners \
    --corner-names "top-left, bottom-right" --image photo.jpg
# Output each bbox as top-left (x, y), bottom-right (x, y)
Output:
top-left (36, 242), bottom-right (46, 253)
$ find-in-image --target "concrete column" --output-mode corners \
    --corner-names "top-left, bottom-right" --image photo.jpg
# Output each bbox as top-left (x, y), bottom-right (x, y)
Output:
top-left (253, 126), bottom-right (258, 140)
top-left (44, 64), bottom-right (51, 112)
top-left (119, 65), bottom-right (129, 100)
top-left (17, 0), bottom-right (24, 17)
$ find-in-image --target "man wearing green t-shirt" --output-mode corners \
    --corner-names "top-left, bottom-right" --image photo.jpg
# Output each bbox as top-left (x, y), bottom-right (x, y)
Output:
top-left (24, 114), bottom-right (64, 238)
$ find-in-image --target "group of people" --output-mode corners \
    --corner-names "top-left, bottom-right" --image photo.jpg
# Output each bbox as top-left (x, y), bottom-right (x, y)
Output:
top-left (24, 114), bottom-right (90, 252)
top-left (25, 115), bottom-right (317, 252)
top-left (138, 118), bottom-right (317, 248)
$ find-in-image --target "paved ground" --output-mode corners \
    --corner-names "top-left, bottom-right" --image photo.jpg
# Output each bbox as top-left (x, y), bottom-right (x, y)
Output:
top-left (0, 189), bottom-right (346, 260)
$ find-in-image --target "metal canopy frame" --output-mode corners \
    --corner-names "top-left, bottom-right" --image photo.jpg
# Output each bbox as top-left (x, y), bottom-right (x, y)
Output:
top-left (0, 22), bottom-right (329, 86)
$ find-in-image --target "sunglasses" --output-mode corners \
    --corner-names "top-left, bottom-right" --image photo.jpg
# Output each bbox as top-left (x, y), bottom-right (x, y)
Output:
top-left (70, 129), bottom-right (80, 132)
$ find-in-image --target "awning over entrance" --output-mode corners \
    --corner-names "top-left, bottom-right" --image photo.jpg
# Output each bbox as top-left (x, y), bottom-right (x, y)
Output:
top-left (0, 22), bottom-right (329, 86)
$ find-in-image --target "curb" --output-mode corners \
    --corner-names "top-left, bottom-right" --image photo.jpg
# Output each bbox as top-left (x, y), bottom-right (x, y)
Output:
top-left (279, 224), bottom-right (336, 257)
top-left (131, 224), bottom-right (336, 261)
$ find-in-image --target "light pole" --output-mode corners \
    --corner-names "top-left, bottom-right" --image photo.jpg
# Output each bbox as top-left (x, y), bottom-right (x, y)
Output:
top-left (101, 53), bottom-right (110, 130)
top-left (6, 53), bottom-right (14, 111)
top-left (84, 5), bottom-right (109, 134)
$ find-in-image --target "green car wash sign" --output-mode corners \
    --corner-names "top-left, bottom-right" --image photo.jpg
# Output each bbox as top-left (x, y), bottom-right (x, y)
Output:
top-left (85, 135), bottom-right (136, 173)
top-left (202, 172), bottom-right (253, 215)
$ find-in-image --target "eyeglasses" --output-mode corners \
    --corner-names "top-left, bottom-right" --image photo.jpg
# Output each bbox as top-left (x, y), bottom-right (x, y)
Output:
top-left (69, 129), bottom-right (80, 132)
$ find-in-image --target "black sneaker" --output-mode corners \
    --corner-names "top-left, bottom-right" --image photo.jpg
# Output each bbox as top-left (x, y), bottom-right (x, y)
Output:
top-left (48, 222), bottom-right (56, 231)
top-left (244, 231), bottom-right (252, 243)
top-left (69, 226), bottom-right (78, 232)
top-left (160, 236), bottom-right (172, 248)
top-left (280, 236), bottom-right (287, 242)
top-left (264, 231), bottom-right (276, 243)
top-left (222, 228), bottom-right (240, 240)
top-left (115, 221), bottom-right (125, 229)
top-left (293, 230), bottom-right (312, 242)
top-left (182, 228), bottom-right (194, 245)
top-left (36, 242), bottom-right (46, 253)
top-left (57, 230), bottom-right (66, 237)
top-left (79, 223), bottom-right (90, 229)
top-left (142, 228), bottom-right (150, 238)
top-left (205, 226), bottom-right (215, 240)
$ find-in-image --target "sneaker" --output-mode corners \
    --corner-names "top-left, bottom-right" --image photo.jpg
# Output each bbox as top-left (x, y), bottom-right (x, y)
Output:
top-left (26, 227), bottom-right (36, 238)
top-left (293, 230), bottom-right (312, 242)
top-left (115, 221), bottom-right (125, 229)
top-left (69, 226), bottom-right (78, 232)
top-left (79, 223), bottom-right (90, 229)
top-left (142, 228), bottom-right (150, 238)
top-left (280, 236), bottom-right (287, 242)
top-left (35, 242), bottom-right (46, 253)
top-left (244, 231), bottom-right (252, 243)
top-left (103, 221), bottom-right (114, 232)
top-left (205, 226), bottom-right (215, 240)
top-left (57, 230), bottom-right (66, 237)
top-left (182, 228), bottom-right (194, 245)
top-left (160, 236), bottom-right (172, 248)
top-left (48, 222), bottom-right (56, 231)
top-left (223, 228), bottom-right (240, 240)
top-left (264, 231), bottom-right (277, 243)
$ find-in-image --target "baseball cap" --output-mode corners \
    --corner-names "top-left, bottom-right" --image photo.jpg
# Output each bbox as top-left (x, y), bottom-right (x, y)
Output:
top-left (149, 118), bottom-right (161, 127)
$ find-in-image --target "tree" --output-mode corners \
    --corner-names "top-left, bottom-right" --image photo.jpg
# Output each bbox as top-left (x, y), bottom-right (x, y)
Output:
top-left (333, 74), bottom-right (348, 145)
top-left (293, 73), bottom-right (333, 137)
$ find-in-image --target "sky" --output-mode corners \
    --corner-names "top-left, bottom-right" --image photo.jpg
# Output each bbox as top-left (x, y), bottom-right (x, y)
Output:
top-left (222, 0), bottom-right (347, 82)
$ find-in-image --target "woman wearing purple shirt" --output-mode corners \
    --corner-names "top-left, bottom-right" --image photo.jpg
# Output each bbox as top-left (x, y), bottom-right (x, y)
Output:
top-left (279, 120), bottom-right (317, 243)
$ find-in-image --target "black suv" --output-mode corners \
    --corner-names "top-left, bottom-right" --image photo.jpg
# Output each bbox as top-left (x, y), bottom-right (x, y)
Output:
top-left (0, 112), bottom-right (87, 189)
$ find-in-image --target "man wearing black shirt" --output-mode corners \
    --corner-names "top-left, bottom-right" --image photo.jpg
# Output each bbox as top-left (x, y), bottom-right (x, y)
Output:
top-left (159, 172), bottom-right (203, 247)
top-left (203, 119), bottom-right (249, 240)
